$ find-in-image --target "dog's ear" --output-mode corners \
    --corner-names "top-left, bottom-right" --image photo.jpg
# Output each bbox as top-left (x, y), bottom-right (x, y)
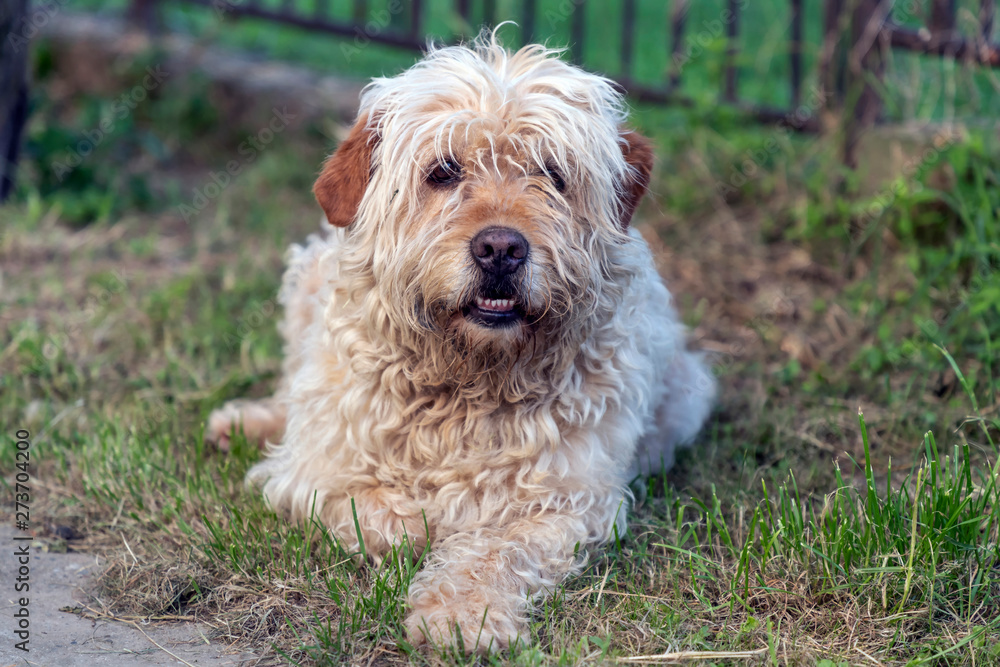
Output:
top-left (617, 130), bottom-right (654, 229)
top-left (314, 114), bottom-right (380, 227)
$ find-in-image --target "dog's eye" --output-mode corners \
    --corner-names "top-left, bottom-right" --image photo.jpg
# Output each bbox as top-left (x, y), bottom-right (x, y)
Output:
top-left (543, 164), bottom-right (566, 193)
top-left (427, 159), bottom-right (462, 186)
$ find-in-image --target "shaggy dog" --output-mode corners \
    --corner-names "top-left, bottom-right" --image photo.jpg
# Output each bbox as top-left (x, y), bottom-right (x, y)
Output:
top-left (206, 33), bottom-right (715, 652)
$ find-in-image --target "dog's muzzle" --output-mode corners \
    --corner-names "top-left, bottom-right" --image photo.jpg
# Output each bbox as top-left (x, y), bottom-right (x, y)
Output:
top-left (464, 226), bottom-right (529, 328)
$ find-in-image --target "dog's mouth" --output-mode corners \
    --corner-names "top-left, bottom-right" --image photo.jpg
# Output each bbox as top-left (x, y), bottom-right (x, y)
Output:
top-left (462, 292), bottom-right (525, 328)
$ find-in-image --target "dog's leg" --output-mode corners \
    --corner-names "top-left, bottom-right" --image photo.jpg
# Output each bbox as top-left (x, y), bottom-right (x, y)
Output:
top-left (326, 488), bottom-right (431, 565)
top-left (404, 511), bottom-right (600, 652)
top-left (247, 452), bottom-right (432, 564)
top-left (204, 398), bottom-right (287, 451)
top-left (631, 349), bottom-right (716, 477)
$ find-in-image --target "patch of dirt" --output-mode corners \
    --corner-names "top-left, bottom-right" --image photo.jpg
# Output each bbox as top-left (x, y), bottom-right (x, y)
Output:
top-left (639, 201), bottom-right (969, 483)
top-left (641, 204), bottom-right (871, 374)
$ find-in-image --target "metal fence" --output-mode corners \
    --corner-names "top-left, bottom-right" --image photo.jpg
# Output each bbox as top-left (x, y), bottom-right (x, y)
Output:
top-left (125, 0), bottom-right (1000, 164)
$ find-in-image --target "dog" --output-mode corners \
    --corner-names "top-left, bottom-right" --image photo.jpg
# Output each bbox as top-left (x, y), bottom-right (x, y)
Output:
top-left (206, 32), bottom-right (715, 652)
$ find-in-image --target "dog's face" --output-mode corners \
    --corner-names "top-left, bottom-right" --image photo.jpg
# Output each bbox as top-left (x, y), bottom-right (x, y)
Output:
top-left (314, 42), bottom-right (653, 356)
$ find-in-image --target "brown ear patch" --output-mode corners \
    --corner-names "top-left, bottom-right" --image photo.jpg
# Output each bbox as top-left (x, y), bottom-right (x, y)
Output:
top-left (313, 114), bottom-right (379, 227)
top-left (618, 130), bottom-right (655, 229)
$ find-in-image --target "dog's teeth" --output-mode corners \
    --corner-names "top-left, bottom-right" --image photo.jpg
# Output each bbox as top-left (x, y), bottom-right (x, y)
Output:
top-left (474, 296), bottom-right (515, 312)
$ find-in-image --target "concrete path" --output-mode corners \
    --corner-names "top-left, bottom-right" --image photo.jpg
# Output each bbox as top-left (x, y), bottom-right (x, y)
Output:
top-left (1, 525), bottom-right (261, 666)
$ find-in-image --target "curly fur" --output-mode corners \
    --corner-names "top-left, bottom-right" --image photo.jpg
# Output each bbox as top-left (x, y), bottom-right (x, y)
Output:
top-left (206, 31), bottom-right (715, 653)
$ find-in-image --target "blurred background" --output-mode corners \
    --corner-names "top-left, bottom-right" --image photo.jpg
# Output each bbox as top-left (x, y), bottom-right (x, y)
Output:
top-left (1, 1), bottom-right (999, 664)
top-left (4, 0), bottom-right (1000, 222)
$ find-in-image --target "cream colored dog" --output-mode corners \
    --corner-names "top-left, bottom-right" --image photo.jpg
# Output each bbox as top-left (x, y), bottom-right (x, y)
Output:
top-left (206, 33), bottom-right (714, 652)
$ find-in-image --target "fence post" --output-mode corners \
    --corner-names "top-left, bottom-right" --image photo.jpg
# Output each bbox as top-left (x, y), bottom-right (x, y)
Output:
top-left (929, 0), bottom-right (956, 41)
top-left (127, 0), bottom-right (160, 33)
top-left (844, 0), bottom-right (888, 169)
top-left (819, 0), bottom-right (846, 116)
top-left (981, 0), bottom-right (996, 44)
top-left (667, 0), bottom-right (687, 89)
top-left (0, 0), bottom-right (29, 202)
top-left (819, 0), bottom-right (891, 168)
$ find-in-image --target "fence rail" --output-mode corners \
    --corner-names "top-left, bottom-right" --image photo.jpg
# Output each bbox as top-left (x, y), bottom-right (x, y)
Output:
top-left (105, 0), bottom-right (1000, 164)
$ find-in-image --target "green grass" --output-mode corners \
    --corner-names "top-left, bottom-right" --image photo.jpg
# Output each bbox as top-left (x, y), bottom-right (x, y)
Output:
top-left (2, 12), bottom-right (1000, 666)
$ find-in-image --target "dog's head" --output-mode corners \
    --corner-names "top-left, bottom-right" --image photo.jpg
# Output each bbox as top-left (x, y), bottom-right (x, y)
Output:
top-left (314, 34), bottom-right (653, 359)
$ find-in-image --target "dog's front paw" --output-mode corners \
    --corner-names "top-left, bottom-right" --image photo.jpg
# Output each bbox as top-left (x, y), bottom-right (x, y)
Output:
top-left (404, 576), bottom-right (526, 653)
top-left (205, 400), bottom-right (286, 451)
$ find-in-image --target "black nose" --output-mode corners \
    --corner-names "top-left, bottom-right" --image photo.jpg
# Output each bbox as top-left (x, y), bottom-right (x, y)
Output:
top-left (470, 227), bottom-right (528, 276)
